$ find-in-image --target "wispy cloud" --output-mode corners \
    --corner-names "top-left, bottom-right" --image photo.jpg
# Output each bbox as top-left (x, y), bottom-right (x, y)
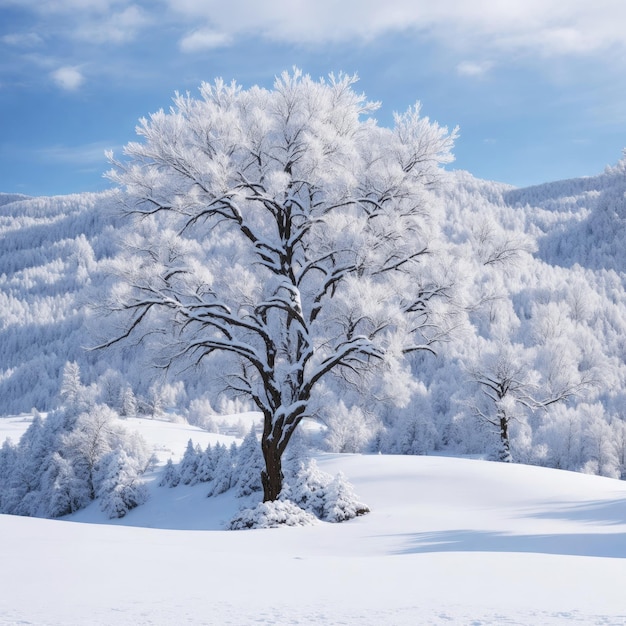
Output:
top-left (166, 0), bottom-right (626, 60)
top-left (0, 140), bottom-right (119, 166)
top-left (4, 0), bottom-right (626, 64)
top-left (1, 32), bottom-right (44, 47)
top-left (33, 141), bottom-right (119, 165)
top-left (1, 1), bottom-right (150, 44)
top-left (1, 0), bottom-right (125, 15)
top-left (73, 5), bottom-right (150, 44)
top-left (457, 61), bottom-right (493, 78)
top-left (50, 66), bottom-right (85, 90)
top-left (179, 28), bottom-right (232, 52)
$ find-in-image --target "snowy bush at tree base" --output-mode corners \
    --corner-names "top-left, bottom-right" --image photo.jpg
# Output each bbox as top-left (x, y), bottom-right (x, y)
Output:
top-left (228, 500), bottom-right (318, 530)
top-left (228, 467), bottom-right (370, 529)
top-left (284, 459), bottom-right (370, 522)
top-left (161, 433), bottom-right (370, 527)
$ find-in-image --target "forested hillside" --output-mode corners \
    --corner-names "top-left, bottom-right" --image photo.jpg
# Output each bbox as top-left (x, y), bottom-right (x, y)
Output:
top-left (0, 191), bottom-right (118, 412)
top-left (1, 154), bottom-right (625, 478)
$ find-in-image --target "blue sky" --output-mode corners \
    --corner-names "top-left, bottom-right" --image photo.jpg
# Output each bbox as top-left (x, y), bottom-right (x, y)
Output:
top-left (1, 0), bottom-right (625, 197)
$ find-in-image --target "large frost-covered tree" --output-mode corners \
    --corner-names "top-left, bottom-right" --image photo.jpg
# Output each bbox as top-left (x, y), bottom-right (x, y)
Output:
top-left (101, 69), bottom-right (457, 501)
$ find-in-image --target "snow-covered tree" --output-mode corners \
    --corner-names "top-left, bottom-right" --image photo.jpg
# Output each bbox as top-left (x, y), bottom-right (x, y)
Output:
top-left (95, 448), bottom-right (149, 518)
top-left (207, 443), bottom-right (236, 496)
top-left (234, 427), bottom-right (264, 497)
top-left (195, 443), bottom-right (216, 483)
top-left (468, 335), bottom-right (593, 463)
top-left (159, 457), bottom-right (180, 487)
top-left (118, 385), bottom-right (138, 418)
top-left (63, 404), bottom-right (121, 497)
top-left (101, 69), bottom-right (458, 501)
top-left (324, 402), bottom-right (375, 453)
top-left (0, 404), bottom-right (151, 518)
top-left (321, 471), bottom-right (370, 522)
top-left (178, 439), bottom-right (202, 485)
top-left (60, 361), bottom-right (88, 415)
top-left (40, 452), bottom-right (91, 518)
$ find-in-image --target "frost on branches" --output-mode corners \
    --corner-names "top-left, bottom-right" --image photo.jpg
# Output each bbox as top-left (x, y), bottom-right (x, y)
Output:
top-left (101, 68), bottom-right (458, 502)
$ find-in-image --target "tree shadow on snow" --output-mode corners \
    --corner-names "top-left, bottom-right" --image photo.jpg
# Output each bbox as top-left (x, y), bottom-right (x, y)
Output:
top-left (524, 498), bottom-right (626, 527)
top-left (394, 527), bottom-right (626, 559)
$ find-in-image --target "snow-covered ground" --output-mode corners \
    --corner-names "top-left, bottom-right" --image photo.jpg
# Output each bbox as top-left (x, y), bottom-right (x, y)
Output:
top-left (1, 416), bottom-right (626, 625)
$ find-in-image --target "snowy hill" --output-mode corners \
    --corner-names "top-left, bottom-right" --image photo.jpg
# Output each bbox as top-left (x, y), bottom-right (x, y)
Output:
top-left (1, 415), bottom-right (625, 625)
top-left (501, 159), bottom-right (626, 272)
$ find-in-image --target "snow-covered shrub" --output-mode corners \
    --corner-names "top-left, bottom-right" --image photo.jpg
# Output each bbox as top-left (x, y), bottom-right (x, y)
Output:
top-left (228, 500), bottom-right (318, 530)
top-left (383, 410), bottom-right (438, 456)
top-left (321, 472), bottom-right (370, 522)
top-left (284, 458), bottom-right (331, 519)
top-left (285, 459), bottom-right (369, 523)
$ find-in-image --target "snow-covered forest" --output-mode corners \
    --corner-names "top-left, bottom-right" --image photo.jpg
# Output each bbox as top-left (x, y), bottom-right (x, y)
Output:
top-left (1, 73), bottom-right (626, 494)
top-left (2, 166), bottom-right (626, 471)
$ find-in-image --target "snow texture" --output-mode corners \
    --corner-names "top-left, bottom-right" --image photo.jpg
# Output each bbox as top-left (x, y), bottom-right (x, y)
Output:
top-left (1, 415), bottom-right (626, 625)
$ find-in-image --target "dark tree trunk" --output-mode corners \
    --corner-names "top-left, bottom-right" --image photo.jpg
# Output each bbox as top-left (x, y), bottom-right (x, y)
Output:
top-left (498, 409), bottom-right (512, 463)
top-left (261, 436), bottom-right (283, 502)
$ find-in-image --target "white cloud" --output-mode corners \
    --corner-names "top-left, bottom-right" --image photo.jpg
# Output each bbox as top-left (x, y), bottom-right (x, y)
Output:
top-left (180, 28), bottom-right (232, 52)
top-left (1, 1), bottom-right (150, 44)
top-left (165, 0), bottom-right (626, 59)
top-left (1, 32), bottom-right (44, 47)
top-left (7, 0), bottom-right (626, 61)
top-left (457, 61), bottom-right (493, 78)
top-left (51, 66), bottom-right (85, 90)
top-left (1, 0), bottom-right (121, 14)
top-left (75, 6), bottom-right (150, 44)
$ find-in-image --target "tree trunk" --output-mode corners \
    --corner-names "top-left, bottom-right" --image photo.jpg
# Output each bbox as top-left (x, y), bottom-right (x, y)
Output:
top-left (261, 436), bottom-right (283, 502)
top-left (498, 409), bottom-right (513, 463)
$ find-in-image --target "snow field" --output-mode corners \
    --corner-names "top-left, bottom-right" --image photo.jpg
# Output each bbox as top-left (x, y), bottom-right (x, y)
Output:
top-left (1, 416), bottom-right (626, 625)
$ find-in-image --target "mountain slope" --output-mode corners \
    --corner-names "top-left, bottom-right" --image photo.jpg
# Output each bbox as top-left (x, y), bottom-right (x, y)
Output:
top-left (1, 158), bottom-right (626, 479)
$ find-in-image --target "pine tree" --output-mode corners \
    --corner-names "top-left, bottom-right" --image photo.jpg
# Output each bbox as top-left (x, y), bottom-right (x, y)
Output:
top-left (178, 439), bottom-right (201, 485)
top-left (234, 427), bottom-right (264, 497)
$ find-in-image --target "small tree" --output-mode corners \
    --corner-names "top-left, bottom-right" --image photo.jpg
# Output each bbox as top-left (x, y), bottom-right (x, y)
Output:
top-left (101, 69), bottom-right (457, 501)
top-left (96, 448), bottom-right (149, 519)
top-left (60, 361), bottom-right (86, 415)
top-left (468, 342), bottom-right (592, 462)
top-left (119, 385), bottom-right (138, 418)
top-left (234, 427), bottom-right (264, 497)
top-left (178, 439), bottom-right (201, 485)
